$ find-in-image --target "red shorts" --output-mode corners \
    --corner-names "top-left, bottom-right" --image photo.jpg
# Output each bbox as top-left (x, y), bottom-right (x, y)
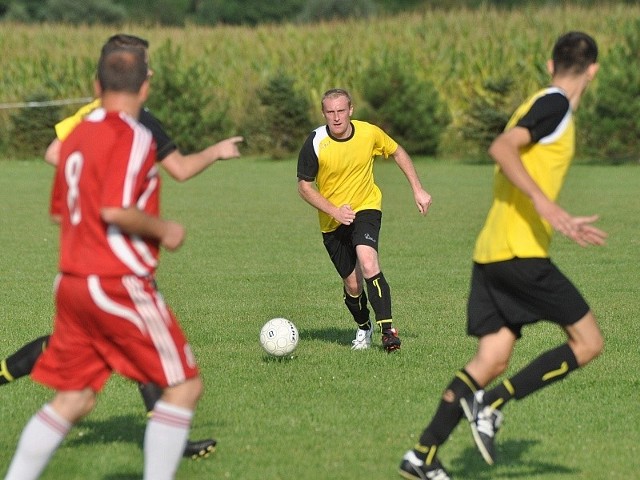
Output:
top-left (32, 274), bottom-right (199, 392)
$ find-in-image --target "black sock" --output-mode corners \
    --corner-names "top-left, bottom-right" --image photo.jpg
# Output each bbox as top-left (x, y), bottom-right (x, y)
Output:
top-left (414, 369), bottom-right (480, 462)
top-left (343, 288), bottom-right (370, 329)
top-left (0, 335), bottom-right (49, 385)
top-left (138, 382), bottom-right (163, 413)
top-left (483, 380), bottom-right (515, 410)
top-left (365, 272), bottom-right (392, 327)
top-left (508, 343), bottom-right (579, 402)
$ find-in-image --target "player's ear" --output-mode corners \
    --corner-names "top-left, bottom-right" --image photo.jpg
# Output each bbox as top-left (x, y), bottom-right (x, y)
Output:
top-left (587, 62), bottom-right (600, 81)
top-left (139, 79), bottom-right (150, 103)
top-left (546, 59), bottom-right (554, 76)
top-left (93, 78), bottom-right (102, 97)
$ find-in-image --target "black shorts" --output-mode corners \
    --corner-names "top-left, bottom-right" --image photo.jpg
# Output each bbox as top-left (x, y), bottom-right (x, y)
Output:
top-left (322, 209), bottom-right (382, 279)
top-left (467, 258), bottom-right (590, 338)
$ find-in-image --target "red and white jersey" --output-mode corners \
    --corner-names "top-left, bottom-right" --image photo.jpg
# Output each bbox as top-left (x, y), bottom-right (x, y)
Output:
top-left (51, 108), bottom-right (160, 277)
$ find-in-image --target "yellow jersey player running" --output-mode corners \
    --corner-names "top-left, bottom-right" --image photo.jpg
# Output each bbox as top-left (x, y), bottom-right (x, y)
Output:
top-left (399, 31), bottom-right (606, 480)
top-left (297, 88), bottom-right (432, 352)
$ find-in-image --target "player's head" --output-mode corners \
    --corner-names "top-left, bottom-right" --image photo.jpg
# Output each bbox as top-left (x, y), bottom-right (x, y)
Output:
top-left (321, 88), bottom-right (354, 139)
top-left (101, 34), bottom-right (149, 55)
top-left (551, 31), bottom-right (598, 76)
top-left (97, 46), bottom-right (149, 94)
top-left (101, 34), bottom-right (152, 77)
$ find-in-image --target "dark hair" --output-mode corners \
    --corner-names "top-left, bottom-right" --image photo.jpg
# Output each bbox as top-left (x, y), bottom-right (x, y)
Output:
top-left (100, 33), bottom-right (149, 58)
top-left (552, 31), bottom-right (598, 76)
top-left (97, 46), bottom-right (148, 94)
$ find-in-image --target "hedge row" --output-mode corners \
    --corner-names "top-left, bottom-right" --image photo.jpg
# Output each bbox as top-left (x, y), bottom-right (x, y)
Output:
top-left (1, 5), bottom-right (639, 162)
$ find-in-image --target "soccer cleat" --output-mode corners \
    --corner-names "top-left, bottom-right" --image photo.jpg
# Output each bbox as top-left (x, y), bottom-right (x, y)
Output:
top-left (381, 327), bottom-right (401, 352)
top-left (398, 451), bottom-right (451, 480)
top-left (183, 438), bottom-right (217, 459)
top-left (351, 327), bottom-right (373, 350)
top-left (460, 390), bottom-right (503, 465)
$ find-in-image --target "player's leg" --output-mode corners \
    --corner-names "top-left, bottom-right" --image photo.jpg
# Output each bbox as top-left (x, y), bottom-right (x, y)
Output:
top-left (138, 381), bottom-right (217, 459)
top-left (459, 327), bottom-right (516, 464)
top-left (143, 376), bottom-right (203, 480)
top-left (399, 368), bottom-right (488, 480)
top-left (0, 335), bottom-right (50, 386)
top-left (5, 388), bottom-right (96, 480)
top-left (482, 310), bottom-right (602, 410)
top-left (342, 267), bottom-right (373, 350)
top-left (323, 225), bottom-right (373, 349)
top-left (463, 260), bottom-right (601, 464)
top-left (352, 210), bottom-right (400, 352)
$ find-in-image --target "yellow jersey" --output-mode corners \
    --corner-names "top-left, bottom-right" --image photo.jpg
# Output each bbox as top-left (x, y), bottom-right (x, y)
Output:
top-left (297, 120), bottom-right (398, 233)
top-left (473, 87), bottom-right (574, 263)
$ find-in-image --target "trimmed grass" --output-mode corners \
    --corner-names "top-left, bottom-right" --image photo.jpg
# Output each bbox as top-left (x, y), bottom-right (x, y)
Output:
top-left (0, 158), bottom-right (638, 479)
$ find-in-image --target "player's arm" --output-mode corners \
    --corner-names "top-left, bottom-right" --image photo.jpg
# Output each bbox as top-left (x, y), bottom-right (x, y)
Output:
top-left (297, 179), bottom-right (355, 225)
top-left (391, 145), bottom-right (432, 215)
top-left (489, 127), bottom-right (606, 246)
top-left (160, 136), bottom-right (244, 182)
top-left (101, 207), bottom-right (185, 251)
top-left (44, 139), bottom-right (62, 166)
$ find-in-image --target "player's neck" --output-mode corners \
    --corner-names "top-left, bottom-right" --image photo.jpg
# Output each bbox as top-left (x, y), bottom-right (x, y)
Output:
top-left (552, 75), bottom-right (590, 111)
top-left (101, 92), bottom-right (144, 119)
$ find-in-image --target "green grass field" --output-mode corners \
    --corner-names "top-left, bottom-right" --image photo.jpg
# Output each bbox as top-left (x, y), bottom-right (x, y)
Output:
top-left (0, 158), bottom-right (638, 479)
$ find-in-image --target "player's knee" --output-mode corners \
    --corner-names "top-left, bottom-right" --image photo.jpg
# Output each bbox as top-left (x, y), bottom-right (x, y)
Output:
top-left (576, 332), bottom-right (604, 366)
top-left (163, 376), bottom-right (203, 409)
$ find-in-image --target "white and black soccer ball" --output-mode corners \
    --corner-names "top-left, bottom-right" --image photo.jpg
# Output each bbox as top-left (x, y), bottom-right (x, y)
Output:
top-left (259, 317), bottom-right (298, 357)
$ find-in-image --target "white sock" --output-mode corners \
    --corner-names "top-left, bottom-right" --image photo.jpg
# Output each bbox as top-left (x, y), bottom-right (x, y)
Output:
top-left (143, 400), bottom-right (193, 480)
top-left (5, 404), bottom-right (71, 480)
top-left (404, 450), bottom-right (424, 466)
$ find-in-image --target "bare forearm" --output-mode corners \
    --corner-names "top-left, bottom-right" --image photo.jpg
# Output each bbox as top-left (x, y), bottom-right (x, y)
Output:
top-left (297, 181), bottom-right (338, 217)
top-left (102, 207), bottom-right (167, 240)
top-left (393, 146), bottom-right (423, 192)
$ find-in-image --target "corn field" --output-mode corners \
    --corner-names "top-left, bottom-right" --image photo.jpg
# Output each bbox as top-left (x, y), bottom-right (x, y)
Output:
top-left (0, 4), bottom-right (636, 157)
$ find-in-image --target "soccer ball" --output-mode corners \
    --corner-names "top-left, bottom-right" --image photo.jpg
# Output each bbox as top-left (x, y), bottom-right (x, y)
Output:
top-left (259, 317), bottom-right (298, 357)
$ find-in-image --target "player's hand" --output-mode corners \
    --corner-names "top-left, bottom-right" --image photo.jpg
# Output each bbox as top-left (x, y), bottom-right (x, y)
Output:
top-left (211, 136), bottom-right (244, 160)
top-left (415, 189), bottom-right (432, 215)
top-left (161, 221), bottom-right (185, 251)
top-left (335, 204), bottom-right (356, 225)
top-left (565, 215), bottom-right (607, 247)
top-left (536, 199), bottom-right (607, 247)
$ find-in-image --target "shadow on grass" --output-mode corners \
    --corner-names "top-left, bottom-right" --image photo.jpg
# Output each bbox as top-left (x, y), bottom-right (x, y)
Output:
top-left (65, 413), bottom-right (145, 449)
top-left (102, 474), bottom-right (140, 480)
top-left (451, 439), bottom-right (580, 478)
top-left (61, 414), bottom-right (145, 479)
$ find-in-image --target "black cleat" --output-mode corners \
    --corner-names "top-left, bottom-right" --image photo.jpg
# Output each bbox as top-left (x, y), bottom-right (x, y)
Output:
top-left (183, 438), bottom-right (217, 459)
top-left (382, 328), bottom-right (401, 352)
top-left (460, 391), bottom-right (503, 465)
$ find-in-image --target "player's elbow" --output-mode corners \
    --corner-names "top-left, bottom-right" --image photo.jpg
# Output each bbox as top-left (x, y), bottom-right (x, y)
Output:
top-left (297, 179), bottom-right (312, 198)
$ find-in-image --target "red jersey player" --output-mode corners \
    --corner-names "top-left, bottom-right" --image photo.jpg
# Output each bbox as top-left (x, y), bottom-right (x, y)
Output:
top-left (5, 45), bottom-right (202, 480)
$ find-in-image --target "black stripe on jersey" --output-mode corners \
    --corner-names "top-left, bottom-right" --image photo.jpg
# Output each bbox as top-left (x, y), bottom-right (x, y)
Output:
top-left (139, 108), bottom-right (177, 162)
top-left (516, 92), bottom-right (570, 144)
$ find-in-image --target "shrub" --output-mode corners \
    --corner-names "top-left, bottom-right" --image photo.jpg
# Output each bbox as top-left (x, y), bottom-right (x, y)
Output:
top-left (458, 77), bottom-right (514, 162)
top-left (42, 0), bottom-right (127, 25)
top-left (579, 20), bottom-right (640, 163)
top-left (359, 57), bottom-right (451, 156)
top-left (244, 72), bottom-right (313, 159)
top-left (297, 0), bottom-right (378, 23)
top-left (145, 40), bottom-right (232, 154)
top-left (7, 94), bottom-right (60, 159)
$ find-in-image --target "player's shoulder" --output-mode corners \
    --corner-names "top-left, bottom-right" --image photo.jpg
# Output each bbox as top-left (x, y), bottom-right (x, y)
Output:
top-left (526, 87), bottom-right (569, 111)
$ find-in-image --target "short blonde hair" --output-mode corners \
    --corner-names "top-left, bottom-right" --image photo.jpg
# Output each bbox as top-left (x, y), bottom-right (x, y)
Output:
top-left (321, 88), bottom-right (352, 111)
